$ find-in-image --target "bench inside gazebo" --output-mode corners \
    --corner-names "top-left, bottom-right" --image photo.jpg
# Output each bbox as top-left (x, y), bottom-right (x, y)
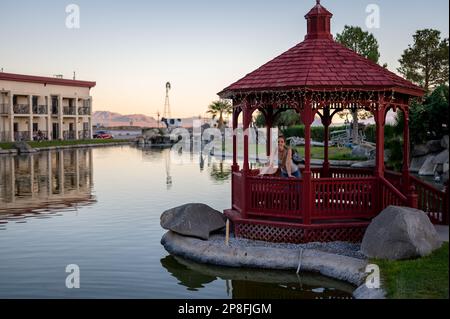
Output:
top-left (219, 0), bottom-right (448, 243)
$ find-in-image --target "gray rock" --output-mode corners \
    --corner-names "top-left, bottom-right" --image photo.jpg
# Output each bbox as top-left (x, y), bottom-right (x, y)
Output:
top-left (441, 135), bottom-right (449, 150)
top-left (361, 206), bottom-right (442, 260)
top-left (412, 144), bottom-right (430, 157)
top-left (160, 203), bottom-right (226, 240)
top-left (351, 159), bottom-right (375, 168)
top-left (434, 150), bottom-right (449, 165)
top-left (13, 141), bottom-right (37, 154)
top-left (426, 140), bottom-right (444, 153)
top-left (353, 284), bottom-right (386, 299)
top-left (443, 170), bottom-right (449, 184)
top-left (161, 231), bottom-right (368, 286)
top-left (352, 144), bottom-right (374, 159)
top-left (410, 155), bottom-right (428, 173)
top-left (418, 155), bottom-right (437, 176)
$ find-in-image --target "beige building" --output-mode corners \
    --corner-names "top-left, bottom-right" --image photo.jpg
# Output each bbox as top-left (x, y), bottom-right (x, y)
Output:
top-left (0, 72), bottom-right (96, 142)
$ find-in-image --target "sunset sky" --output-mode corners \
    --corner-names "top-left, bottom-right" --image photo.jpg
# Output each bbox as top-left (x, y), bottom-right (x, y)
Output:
top-left (1, 0), bottom-right (448, 118)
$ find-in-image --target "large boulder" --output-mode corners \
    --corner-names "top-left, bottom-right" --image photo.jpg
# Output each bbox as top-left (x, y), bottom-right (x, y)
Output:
top-left (426, 140), bottom-right (444, 153)
top-left (434, 150), bottom-right (449, 166)
top-left (361, 206), bottom-right (442, 260)
top-left (13, 141), bottom-right (37, 154)
top-left (441, 135), bottom-right (449, 150)
top-left (418, 155), bottom-right (437, 176)
top-left (160, 203), bottom-right (226, 240)
top-left (410, 155), bottom-right (428, 173)
top-left (351, 159), bottom-right (375, 168)
top-left (412, 144), bottom-right (430, 157)
top-left (352, 144), bottom-right (375, 159)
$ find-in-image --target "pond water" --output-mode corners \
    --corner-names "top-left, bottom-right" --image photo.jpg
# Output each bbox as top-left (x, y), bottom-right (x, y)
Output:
top-left (0, 146), bottom-right (354, 299)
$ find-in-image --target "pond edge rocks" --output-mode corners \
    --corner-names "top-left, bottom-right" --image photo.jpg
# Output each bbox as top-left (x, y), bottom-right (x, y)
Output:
top-left (161, 231), bottom-right (385, 299)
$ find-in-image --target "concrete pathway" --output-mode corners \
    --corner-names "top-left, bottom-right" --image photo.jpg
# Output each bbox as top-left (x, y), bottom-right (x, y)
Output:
top-left (435, 225), bottom-right (449, 242)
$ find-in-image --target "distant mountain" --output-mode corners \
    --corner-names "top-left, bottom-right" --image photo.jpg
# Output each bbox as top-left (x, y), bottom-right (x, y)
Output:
top-left (93, 111), bottom-right (159, 127)
top-left (93, 111), bottom-right (203, 128)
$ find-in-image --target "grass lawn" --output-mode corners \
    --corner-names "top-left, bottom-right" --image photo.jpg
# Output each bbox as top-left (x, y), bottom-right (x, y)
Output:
top-left (373, 243), bottom-right (449, 299)
top-left (0, 139), bottom-right (129, 150)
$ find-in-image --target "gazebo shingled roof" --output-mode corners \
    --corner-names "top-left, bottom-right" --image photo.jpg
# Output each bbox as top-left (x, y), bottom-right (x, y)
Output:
top-left (219, 1), bottom-right (424, 98)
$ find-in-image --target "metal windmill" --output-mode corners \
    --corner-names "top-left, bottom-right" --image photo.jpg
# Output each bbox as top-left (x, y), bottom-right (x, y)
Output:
top-left (163, 82), bottom-right (172, 119)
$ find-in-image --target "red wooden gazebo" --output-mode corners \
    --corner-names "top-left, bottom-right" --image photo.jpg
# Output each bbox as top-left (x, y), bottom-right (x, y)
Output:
top-left (218, 1), bottom-right (447, 243)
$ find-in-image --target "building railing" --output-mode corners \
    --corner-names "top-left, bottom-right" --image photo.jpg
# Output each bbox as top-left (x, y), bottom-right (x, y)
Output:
top-left (32, 105), bottom-right (48, 115)
top-left (13, 104), bottom-right (30, 114)
top-left (32, 131), bottom-right (48, 141)
top-left (14, 131), bottom-right (31, 141)
top-left (78, 130), bottom-right (90, 140)
top-left (78, 107), bottom-right (91, 115)
top-left (63, 131), bottom-right (77, 140)
top-left (0, 104), bottom-right (10, 114)
top-left (63, 106), bottom-right (76, 115)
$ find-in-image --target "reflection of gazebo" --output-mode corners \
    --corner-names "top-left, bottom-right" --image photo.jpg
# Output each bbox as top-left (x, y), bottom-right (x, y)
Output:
top-left (217, 1), bottom-right (441, 243)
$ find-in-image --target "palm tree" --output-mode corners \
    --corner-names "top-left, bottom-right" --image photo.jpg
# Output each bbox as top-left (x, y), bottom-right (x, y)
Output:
top-left (207, 100), bottom-right (232, 130)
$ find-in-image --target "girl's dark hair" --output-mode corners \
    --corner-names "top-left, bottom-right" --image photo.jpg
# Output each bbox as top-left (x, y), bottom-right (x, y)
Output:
top-left (278, 135), bottom-right (286, 141)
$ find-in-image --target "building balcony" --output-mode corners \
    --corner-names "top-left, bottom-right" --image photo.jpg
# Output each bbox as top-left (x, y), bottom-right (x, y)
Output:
top-left (13, 104), bottom-right (30, 115)
top-left (32, 131), bottom-right (48, 141)
top-left (78, 107), bottom-right (91, 116)
top-left (0, 104), bottom-right (10, 115)
top-left (63, 131), bottom-right (77, 140)
top-left (63, 107), bottom-right (76, 116)
top-left (32, 105), bottom-right (48, 115)
top-left (78, 130), bottom-right (90, 140)
top-left (14, 131), bottom-right (31, 141)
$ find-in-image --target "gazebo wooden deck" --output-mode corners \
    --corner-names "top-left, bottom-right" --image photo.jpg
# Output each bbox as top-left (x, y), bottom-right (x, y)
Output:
top-left (218, 1), bottom-right (448, 243)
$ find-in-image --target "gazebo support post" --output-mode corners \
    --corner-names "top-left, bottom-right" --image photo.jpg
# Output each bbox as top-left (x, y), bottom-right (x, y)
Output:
top-left (241, 103), bottom-right (252, 219)
top-left (402, 111), bottom-right (418, 208)
top-left (266, 108), bottom-right (273, 157)
top-left (302, 104), bottom-right (313, 225)
top-left (374, 104), bottom-right (386, 178)
top-left (321, 108), bottom-right (331, 178)
top-left (232, 108), bottom-right (239, 172)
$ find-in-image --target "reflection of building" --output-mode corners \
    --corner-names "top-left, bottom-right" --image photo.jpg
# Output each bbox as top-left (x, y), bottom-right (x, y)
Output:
top-left (0, 72), bottom-right (96, 142)
top-left (0, 149), bottom-right (94, 214)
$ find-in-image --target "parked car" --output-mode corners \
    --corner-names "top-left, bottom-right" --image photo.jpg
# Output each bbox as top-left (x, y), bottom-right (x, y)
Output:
top-left (93, 130), bottom-right (113, 139)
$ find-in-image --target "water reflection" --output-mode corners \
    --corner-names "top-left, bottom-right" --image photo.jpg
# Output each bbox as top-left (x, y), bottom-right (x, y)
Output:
top-left (0, 149), bottom-right (95, 221)
top-left (137, 146), bottom-right (233, 185)
top-left (161, 255), bottom-right (354, 299)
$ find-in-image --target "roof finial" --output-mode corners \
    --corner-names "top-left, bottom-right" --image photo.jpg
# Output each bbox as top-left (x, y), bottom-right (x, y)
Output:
top-left (316, 0), bottom-right (320, 5)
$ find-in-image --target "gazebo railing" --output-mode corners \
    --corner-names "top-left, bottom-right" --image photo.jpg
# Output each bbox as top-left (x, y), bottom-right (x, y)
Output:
top-left (379, 176), bottom-right (408, 209)
top-left (312, 177), bottom-right (378, 220)
top-left (232, 168), bottom-right (448, 225)
top-left (232, 172), bottom-right (245, 213)
top-left (385, 170), bottom-right (448, 225)
top-left (310, 167), bottom-right (373, 179)
top-left (410, 175), bottom-right (449, 225)
top-left (247, 175), bottom-right (303, 220)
